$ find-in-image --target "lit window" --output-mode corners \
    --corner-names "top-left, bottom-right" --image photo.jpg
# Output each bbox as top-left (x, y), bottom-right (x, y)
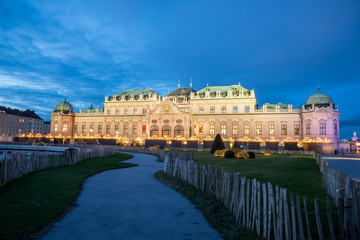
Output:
top-left (221, 106), bottom-right (226, 113)
top-left (281, 124), bottom-right (287, 135)
top-left (90, 125), bottom-right (94, 133)
top-left (221, 124), bottom-right (226, 135)
top-left (256, 124), bottom-right (262, 135)
top-left (142, 124), bottom-right (146, 134)
top-left (115, 125), bottom-right (119, 134)
top-left (232, 124), bottom-right (238, 135)
top-left (320, 123), bottom-right (326, 135)
top-left (199, 106), bottom-right (204, 114)
top-left (233, 106), bottom-right (238, 113)
top-left (294, 124), bottom-right (300, 135)
top-left (306, 124), bottom-right (311, 135)
top-left (199, 124), bottom-right (204, 135)
top-left (245, 106), bottom-right (250, 112)
top-left (54, 123), bottom-right (58, 132)
top-left (269, 124), bottom-right (274, 135)
top-left (210, 106), bottom-right (215, 113)
top-left (98, 125), bottom-right (102, 134)
top-left (210, 124), bottom-right (215, 135)
top-left (244, 123), bottom-right (250, 135)
top-left (82, 125), bottom-right (86, 133)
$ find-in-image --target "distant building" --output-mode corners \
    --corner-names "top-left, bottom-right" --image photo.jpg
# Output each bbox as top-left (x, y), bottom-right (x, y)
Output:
top-left (51, 84), bottom-right (340, 152)
top-left (44, 121), bottom-right (51, 135)
top-left (0, 106), bottom-right (44, 137)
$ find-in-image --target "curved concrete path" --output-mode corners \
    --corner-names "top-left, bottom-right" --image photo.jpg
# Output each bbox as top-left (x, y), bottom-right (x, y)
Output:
top-left (322, 155), bottom-right (360, 181)
top-left (42, 152), bottom-right (222, 240)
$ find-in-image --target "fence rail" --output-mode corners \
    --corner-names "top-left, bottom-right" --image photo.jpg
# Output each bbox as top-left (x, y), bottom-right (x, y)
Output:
top-left (163, 152), bottom-right (360, 240)
top-left (0, 145), bottom-right (117, 187)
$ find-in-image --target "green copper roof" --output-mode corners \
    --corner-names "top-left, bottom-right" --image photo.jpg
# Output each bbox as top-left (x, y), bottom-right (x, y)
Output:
top-left (114, 88), bottom-right (156, 97)
top-left (84, 104), bottom-right (104, 113)
top-left (196, 84), bottom-right (249, 94)
top-left (55, 98), bottom-right (74, 113)
top-left (305, 90), bottom-right (334, 106)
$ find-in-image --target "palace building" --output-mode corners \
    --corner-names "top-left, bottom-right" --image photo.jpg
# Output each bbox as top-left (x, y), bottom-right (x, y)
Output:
top-left (50, 83), bottom-right (340, 152)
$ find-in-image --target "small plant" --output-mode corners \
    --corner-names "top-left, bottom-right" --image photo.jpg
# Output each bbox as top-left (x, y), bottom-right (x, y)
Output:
top-left (264, 149), bottom-right (272, 156)
top-left (210, 134), bottom-right (225, 153)
top-left (224, 150), bottom-right (235, 158)
top-left (247, 151), bottom-right (255, 159)
top-left (235, 151), bottom-right (249, 159)
top-left (214, 149), bottom-right (226, 158)
top-left (164, 147), bottom-right (171, 152)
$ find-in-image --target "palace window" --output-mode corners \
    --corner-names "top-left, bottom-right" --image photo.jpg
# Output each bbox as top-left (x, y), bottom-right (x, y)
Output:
top-left (124, 122), bottom-right (129, 134)
top-left (256, 124), bottom-right (262, 135)
top-left (221, 124), bottom-right (226, 135)
top-left (115, 125), bottom-right (119, 134)
top-left (107, 109), bottom-right (111, 115)
top-left (82, 125), bottom-right (86, 133)
top-left (221, 106), bottom-right (226, 113)
top-left (142, 124), bottom-right (146, 134)
top-left (174, 125), bottom-right (184, 137)
top-left (116, 108), bottom-right (120, 115)
top-left (150, 125), bottom-right (159, 137)
top-left (98, 125), bottom-right (102, 134)
top-left (143, 108), bottom-right (147, 114)
top-left (132, 123), bottom-right (137, 134)
top-left (210, 106), bottom-right (215, 113)
top-left (162, 125), bottom-right (171, 137)
top-left (306, 124), bottom-right (311, 135)
top-left (106, 124), bottom-right (111, 134)
top-left (124, 108), bottom-right (128, 114)
top-left (320, 123), bottom-right (326, 135)
top-left (90, 125), bottom-right (94, 133)
top-left (210, 124), bottom-right (215, 135)
top-left (199, 106), bottom-right (204, 113)
top-left (63, 124), bottom-right (68, 132)
top-left (232, 124), bottom-right (238, 135)
top-left (245, 106), bottom-right (250, 113)
top-left (244, 123), bottom-right (250, 135)
top-left (133, 108), bottom-right (138, 114)
top-left (281, 124), bottom-right (287, 135)
top-left (294, 124), bottom-right (300, 135)
top-left (198, 124), bottom-right (204, 135)
top-left (334, 123), bottom-right (338, 135)
top-left (269, 124), bottom-right (274, 135)
top-left (74, 125), bottom-right (78, 133)
top-left (233, 106), bottom-right (238, 113)
top-left (54, 123), bottom-right (58, 132)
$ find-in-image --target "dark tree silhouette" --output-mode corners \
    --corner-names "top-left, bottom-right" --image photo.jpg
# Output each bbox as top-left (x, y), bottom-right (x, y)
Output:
top-left (210, 134), bottom-right (225, 153)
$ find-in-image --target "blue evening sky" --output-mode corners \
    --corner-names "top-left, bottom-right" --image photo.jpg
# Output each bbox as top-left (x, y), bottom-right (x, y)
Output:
top-left (0, 0), bottom-right (359, 139)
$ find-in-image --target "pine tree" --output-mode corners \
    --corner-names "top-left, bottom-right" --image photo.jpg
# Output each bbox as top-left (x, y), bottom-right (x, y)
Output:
top-left (210, 134), bottom-right (225, 153)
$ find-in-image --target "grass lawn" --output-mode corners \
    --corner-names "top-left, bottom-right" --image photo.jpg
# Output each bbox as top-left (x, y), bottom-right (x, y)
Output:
top-left (194, 152), bottom-right (325, 201)
top-left (155, 171), bottom-right (261, 240)
top-left (0, 152), bottom-right (135, 240)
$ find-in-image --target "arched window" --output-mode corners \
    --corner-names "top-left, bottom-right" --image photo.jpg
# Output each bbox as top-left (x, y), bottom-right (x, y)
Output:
top-left (174, 125), bottom-right (184, 137)
top-left (150, 125), bottom-right (159, 137)
top-left (162, 125), bottom-right (171, 137)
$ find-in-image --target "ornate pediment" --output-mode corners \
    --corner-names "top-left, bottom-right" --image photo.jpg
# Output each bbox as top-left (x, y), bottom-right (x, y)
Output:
top-left (314, 107), bottom-right (332, 114)
top-left (149, 100), bottom-right (184, 115)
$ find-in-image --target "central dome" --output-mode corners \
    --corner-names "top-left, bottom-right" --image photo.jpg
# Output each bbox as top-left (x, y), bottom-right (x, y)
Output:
top-left (55, 98), bottom-right (74, 114)
top-left (304, 89), bottom-right (334, 108)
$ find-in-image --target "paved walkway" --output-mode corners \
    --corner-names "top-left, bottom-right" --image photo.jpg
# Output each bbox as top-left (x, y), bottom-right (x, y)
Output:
top-left (42, 152), bottom-right (222, 240)
top-left (322, 155), bottom-right (360, 181)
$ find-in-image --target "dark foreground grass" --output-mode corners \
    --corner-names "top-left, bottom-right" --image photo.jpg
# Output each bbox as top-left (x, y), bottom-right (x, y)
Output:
top-left (155, 171), bottom-right (262, 240)
top-left (0, 153), bottom-right (135, 240)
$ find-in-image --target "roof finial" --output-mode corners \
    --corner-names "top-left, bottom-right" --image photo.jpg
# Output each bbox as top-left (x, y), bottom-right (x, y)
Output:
top-left (64, 97), bottom-right (66, 102)
top-left (178, 77), bottom-right (181, 88)
top-left (91, 103), bottom-right (93, 108)
top-left (207, 83), bottom-right (209, 87)
top-left (317, 80), bottom-right (320, 92)
top-left (190, 77), bottom-right (192, 88)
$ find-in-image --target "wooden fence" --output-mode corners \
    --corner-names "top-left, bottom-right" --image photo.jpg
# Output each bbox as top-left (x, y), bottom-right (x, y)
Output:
top-left (0, 145), bottom-right (117, 187)
top-left (314, 154), bottom-right (360, 239)
top-left (163, 152), bottom-right (360, 240)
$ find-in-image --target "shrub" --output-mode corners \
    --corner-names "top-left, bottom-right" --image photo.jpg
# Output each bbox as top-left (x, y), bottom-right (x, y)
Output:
top-left (224, 150), bottom-right (235, 158)
top-left (247, 151), bottom-right (255, 159)
top-left (235, 151), bottom-right (249, 159)
top-left (214, 149), bottom-right (226, 158)
top-left (164, 147), bottom-right (171, 152)
top-left (231, 148), bottom-right (242, 155)
top-left (210, 134), bottom-right (225, 153)
top-left (264, 149), bottom-right (272, 156)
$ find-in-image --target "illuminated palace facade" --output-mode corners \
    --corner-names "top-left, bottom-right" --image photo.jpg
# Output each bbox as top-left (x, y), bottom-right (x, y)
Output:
top-left (50, 83), bottom-right (340, 149)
